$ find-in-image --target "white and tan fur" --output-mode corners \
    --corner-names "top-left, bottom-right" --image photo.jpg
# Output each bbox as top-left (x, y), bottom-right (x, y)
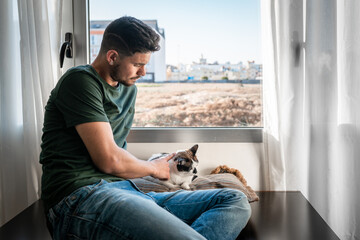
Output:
top-left (148, 144), bottom-right (199, 190)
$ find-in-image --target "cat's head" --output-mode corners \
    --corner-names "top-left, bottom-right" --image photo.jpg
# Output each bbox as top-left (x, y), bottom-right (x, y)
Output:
top-left (174, 144), bottom-right (199, 174)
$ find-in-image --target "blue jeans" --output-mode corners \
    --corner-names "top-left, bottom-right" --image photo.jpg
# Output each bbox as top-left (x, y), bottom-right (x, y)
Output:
top-left (47, 180), bottom-right (251, 240)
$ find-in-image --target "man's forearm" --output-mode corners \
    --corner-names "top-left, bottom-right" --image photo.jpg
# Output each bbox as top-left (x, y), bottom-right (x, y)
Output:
top-left (75, 121), bottom-right (172, 180)
top-left (104, 147), bottom-right (156, 178)
top-left (103, 147), bottom-right (173, 180)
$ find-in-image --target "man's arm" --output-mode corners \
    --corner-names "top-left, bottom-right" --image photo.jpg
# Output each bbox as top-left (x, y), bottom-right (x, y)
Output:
top-left (75, 121), bottom-right (173, 180)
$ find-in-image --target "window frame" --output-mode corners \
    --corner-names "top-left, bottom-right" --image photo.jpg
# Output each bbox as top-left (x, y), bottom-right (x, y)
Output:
top-left (73, 0), bottom-right (263, 143)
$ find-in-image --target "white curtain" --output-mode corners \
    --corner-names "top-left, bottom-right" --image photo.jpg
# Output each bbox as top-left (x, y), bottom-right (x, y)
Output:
top-left (0, 0), bottom-right (62, 226)
top-left (262, 0), bottom-right (360, 239)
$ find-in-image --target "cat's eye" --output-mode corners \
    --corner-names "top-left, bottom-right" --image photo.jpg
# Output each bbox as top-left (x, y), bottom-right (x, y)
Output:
top-left (176, 157), bottom-right (185, 162)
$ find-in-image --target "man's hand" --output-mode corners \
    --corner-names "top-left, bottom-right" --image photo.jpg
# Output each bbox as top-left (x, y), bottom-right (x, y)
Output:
top-left (150, 153), bottom-right (175, 180)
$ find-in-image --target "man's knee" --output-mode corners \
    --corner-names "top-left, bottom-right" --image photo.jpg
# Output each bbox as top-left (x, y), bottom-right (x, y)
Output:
top-left (217, 188), bottom-right (252, 221)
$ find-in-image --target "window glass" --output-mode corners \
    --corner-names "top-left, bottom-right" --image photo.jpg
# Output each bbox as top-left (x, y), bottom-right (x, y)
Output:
top-left (89, 0), bottom-right (262, 127)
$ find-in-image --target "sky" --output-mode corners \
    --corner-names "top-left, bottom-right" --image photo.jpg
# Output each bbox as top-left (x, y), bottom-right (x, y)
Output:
top-left (90, 0), bottom-right (262, 65)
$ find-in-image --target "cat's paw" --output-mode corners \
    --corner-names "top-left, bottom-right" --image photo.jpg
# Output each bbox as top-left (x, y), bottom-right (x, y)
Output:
top-left (181, 183), bottom-right (191, 189)
top-left (162, 181), bottom-right (177, 189)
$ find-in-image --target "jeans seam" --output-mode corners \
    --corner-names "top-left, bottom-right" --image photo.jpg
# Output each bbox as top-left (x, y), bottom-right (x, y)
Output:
top-left (162, 197), bottom-right (216, 224)
top-left (68, 214), bottom-right (136, 240)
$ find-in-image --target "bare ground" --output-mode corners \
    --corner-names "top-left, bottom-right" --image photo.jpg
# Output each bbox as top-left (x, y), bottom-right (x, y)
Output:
top-left (133, 83), bottom-right (262, 127)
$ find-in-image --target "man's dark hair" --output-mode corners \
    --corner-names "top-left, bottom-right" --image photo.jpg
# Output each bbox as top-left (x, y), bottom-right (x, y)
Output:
top-left (100, 16), bottom-right (160, 57)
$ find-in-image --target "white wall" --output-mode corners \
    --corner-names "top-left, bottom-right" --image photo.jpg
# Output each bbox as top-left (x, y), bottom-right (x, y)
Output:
top-left (128, 142), bottom-right (266, 191)
top-left (152, 35), bottom-right (166, 82)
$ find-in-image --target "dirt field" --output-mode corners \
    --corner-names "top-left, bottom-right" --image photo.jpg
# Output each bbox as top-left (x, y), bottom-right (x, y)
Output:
top-left (133, 83), bottom-right (262, 127)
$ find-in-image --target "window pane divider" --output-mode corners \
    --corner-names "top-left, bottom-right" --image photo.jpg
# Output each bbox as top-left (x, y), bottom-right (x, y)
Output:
top-left (127, 127), bottom-right (263, 143)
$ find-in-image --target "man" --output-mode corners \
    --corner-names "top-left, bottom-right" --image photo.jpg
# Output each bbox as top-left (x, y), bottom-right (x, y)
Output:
top-left (40, 16), bottom-right (251, 240)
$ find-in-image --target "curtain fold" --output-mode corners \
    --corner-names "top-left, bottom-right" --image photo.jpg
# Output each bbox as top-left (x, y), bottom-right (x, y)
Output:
top-left (261, 0), bottom-right (304, 191)
top-left (0, 0), bottom-right (62, 226)
top-left (262, 0), bottom-right (360, 239)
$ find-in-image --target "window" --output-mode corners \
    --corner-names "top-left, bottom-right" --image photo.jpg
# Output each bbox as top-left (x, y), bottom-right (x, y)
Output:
top-left (83, 0), bottom-right (262, 142)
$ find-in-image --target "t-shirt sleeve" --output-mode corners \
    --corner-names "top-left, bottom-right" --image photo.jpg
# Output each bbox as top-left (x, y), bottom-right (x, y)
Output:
top-left (55, 72), bottom-right (109, 127)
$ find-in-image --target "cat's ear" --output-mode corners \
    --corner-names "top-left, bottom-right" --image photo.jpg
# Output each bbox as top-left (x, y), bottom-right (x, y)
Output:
top-left (190, 144), bottom-right (199, 155)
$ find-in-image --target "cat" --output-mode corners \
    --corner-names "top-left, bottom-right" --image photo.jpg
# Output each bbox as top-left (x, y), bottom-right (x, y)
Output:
top-left (148, 144), bottom-right (199, 190)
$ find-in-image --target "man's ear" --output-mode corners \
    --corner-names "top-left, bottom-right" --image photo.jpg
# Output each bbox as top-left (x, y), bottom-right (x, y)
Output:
top-left (106, 50), bottom-right (118, 65)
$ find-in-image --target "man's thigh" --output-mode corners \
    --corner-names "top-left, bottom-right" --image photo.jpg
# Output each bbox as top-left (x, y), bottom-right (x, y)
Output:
top-left (50, 180), bottom-right (205, 240)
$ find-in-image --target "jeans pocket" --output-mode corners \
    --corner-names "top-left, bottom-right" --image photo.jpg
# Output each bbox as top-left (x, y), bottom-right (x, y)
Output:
top-left (64, 189), bottom-right (86, 210)
top-left (64, 179), bottom-right (106, 211)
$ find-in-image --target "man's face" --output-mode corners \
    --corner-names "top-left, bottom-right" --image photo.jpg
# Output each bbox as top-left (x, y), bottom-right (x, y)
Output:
top-left (109, 52), bottom-right (151, 87)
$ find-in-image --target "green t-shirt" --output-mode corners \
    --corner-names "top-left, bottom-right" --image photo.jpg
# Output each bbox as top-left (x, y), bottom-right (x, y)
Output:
top-left (40, 65), bottom-right (137, 212)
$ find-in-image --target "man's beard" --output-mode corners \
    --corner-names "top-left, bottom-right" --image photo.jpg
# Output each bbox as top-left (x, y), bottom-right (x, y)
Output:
top-left (109, 63), bottom-right (138, 87)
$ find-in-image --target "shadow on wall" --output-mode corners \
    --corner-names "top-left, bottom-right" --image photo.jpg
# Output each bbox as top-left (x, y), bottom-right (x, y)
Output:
top-left (308, 123), bottom-right (360, 238)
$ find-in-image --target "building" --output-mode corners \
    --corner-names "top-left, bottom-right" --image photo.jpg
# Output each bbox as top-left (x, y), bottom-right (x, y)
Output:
top-left (166, 55), bottom-right (263, 81)
top-left (90, 20), bottom-right (166, 82)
